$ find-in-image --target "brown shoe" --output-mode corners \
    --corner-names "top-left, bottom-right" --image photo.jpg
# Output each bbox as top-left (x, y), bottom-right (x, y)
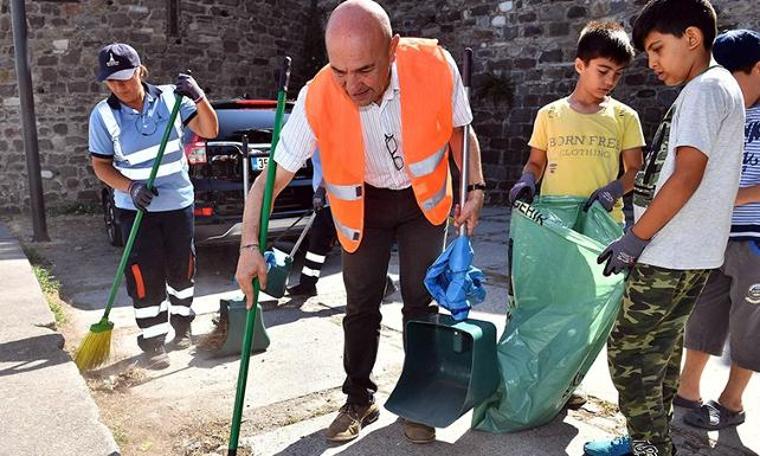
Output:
top-left (142, 346), bottom-right (170, 370)
top-left (172, 328), bottom-right (193, 350)
top-left (325, 402), bottom-right (380, 442)
top-left (402, 420), bottom-right (436, 444)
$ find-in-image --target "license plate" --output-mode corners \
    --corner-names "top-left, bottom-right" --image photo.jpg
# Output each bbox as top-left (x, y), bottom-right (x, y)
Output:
top-left (251, 156), bottom-right (269, 171)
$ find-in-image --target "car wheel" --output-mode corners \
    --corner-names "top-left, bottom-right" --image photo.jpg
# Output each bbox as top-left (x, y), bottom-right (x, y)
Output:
top-left (102, 188), bottom-right (124, 247)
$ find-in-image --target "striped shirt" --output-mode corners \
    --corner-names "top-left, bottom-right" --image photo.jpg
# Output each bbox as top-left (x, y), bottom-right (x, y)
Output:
top-left (731, 104), bottom-right (760, 240)
top-left (274, 49), bottom-right (473, 190)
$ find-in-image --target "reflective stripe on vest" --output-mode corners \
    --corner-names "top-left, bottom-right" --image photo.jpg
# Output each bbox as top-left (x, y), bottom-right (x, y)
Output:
top-left (332, 213), bottom-right (361, 242)
top-left (157, 85), bottom-right (183, 139)
top-left (122, 139), bottom-right (182, 166)
top-left (408, 145), bottom-right (446, 177)
top-left (114, 158), bottom-right (185, 180)
top-left (422, 181), bottom-right (448, 211)
top-left (96, 102), bottom-right (125, 161)
top-left (325, 182), bottom-right (363, 201)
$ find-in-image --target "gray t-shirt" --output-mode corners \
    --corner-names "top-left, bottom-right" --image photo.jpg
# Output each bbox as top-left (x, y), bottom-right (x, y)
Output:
top-left (634, 65), bottom-right (745, 270)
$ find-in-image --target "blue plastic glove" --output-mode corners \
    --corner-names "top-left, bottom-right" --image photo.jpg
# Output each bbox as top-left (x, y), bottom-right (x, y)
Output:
top-left (508, 172), bottom-right (536, 205)
top-left (584, 180), bottom-right (623, 212)
top-left (128, 182), bottom-right (158, 211)
top-left (597, 229), bottom-right (650, 276)
top-left (175, 73), bottom-right (205, 102)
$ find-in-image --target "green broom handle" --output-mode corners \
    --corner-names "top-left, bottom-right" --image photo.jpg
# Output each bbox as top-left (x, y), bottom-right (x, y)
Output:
top-left (228, 56), bottom-right (291, 455)
top-left (101, 94), bottom-right (183, 321)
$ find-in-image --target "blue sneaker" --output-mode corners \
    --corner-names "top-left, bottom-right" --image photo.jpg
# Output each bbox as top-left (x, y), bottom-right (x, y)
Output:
top-left (584, 436), bottom-right (633, 456)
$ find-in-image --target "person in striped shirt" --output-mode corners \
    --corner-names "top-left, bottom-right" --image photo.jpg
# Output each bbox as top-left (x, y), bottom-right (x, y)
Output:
top-left (676, 29), bottom-right (760, 431)
top-left (88, 43), bottom-right (218, 369)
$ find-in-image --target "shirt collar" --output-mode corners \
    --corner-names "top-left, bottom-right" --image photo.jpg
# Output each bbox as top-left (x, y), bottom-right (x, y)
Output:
top-left (106, 82), bottom-right (162, 110)
top-left (383, 62), bottom-right (401, 102)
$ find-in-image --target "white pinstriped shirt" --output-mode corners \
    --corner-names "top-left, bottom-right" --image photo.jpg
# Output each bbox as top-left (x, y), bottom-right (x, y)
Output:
top-left (274, 50), bottom-right (473, 190)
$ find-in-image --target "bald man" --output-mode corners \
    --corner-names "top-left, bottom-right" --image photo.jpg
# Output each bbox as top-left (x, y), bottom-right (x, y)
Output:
top-left (235, 0), bottom-right (485, 444)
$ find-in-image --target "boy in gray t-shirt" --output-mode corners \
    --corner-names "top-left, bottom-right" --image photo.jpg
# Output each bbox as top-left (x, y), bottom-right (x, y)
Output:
top-left (586, 1), bottom-right (745, 456)
top-left (677, 29), bottom-right (760, 432)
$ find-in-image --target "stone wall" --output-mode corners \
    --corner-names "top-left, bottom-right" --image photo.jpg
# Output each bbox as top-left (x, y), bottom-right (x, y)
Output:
top-left (367, 0), bottom-right (760, 203)
top-left (0, 0), bottom-right (323, 212)
top-left (2, 0), bottom-right (760, 211)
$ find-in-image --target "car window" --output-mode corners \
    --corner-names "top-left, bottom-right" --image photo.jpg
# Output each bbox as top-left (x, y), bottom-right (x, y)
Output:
top-left (214, 109), bottom-right (291, 141)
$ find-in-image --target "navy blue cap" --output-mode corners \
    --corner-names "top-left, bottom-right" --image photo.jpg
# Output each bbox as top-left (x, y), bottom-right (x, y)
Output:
top-left (714, 29), bottom-right (760, 73)
top-left (96, 43), bottom-right (141, 82)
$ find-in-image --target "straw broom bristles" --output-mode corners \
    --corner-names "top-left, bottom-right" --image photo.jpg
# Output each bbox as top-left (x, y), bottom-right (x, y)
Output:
top-left (74, 318), bottom-right (114, 371)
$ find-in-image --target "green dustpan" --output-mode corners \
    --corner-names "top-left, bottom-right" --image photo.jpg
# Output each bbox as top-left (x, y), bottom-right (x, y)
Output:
top-left (262, 211), bottom-right (317, 298)
top-left (212, 295), bottom-right (271, 358)
top-left (385, 314), bottom-right (499, 428)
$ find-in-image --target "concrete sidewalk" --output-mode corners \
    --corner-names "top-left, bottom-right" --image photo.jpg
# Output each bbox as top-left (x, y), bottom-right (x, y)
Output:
top-left (0, 222), bottom-right (119, 456)
top-left (1, 208), bottom-right (759, 456)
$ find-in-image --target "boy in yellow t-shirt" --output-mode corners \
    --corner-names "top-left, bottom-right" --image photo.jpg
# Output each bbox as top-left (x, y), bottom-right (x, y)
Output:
top-left (509, 22), bottom-right (645, 224)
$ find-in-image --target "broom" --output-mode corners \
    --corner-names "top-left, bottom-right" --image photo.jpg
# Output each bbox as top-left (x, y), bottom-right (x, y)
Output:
top-left (227, 56), bottom-right (291, 456)
top-left (75, 92), bottom-right (184, 371)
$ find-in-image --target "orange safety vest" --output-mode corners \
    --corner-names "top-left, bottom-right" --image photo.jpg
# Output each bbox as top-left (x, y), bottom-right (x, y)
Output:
top-left (305, 38), bottom-right (454, 253)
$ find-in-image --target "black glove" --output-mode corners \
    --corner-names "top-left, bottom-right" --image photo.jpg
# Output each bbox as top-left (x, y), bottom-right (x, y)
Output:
top-left (175, 73), bottom-right (205, 102)
top-left (128, 182), bottom-right (158, 211)
top-left (584, 180), bottom-right (624, 212)
top-left (597, 229), bottom-right (650, 277)
top-left (508, 172), bottom-right (537, 205)
top-left (313, 187), bottom-right (327, 211)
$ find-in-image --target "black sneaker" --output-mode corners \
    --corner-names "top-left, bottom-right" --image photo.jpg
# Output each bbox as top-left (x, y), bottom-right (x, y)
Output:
top-left (142, 345), bottom-right (170, 370)
top-left (287, 282), bottom-right (318, 298)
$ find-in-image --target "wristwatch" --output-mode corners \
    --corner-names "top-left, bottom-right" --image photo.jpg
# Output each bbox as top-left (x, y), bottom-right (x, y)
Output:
top-left (466, 183), bottom-right (487, 192)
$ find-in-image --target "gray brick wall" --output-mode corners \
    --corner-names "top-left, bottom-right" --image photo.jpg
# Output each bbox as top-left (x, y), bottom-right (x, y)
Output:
top-left (0, 0), bottom-right (324, 212)
top-left (2, 0), bottom-right (759, 211)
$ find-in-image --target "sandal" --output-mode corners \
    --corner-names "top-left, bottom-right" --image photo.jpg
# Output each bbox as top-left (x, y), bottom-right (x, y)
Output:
top-left (673, 394), bottom-right (702, 410)
top-left (566, 392), bottom-right (588, 410)
top-left (683, 400), bottom-right (746, 430)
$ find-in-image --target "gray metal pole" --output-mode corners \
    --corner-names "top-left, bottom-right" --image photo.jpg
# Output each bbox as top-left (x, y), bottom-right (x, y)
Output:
top-left (10, 0), bottom-right (49, 241)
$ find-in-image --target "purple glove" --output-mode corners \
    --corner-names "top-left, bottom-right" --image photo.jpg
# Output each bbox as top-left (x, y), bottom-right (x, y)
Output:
top-left (597, 229), bottom-right (650, 276)
top-left (584, 180), bottom-right (624, 212)
top-left (128, 182), bottom-right (158, 211)
top-left (175, 73), bottom-right (205, 102)
top-left (508, 172), bottom-right (536, 205)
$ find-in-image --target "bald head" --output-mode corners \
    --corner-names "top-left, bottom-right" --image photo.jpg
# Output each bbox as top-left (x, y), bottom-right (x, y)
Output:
top-left (325, 0), bottom-right (392, 47)
top-left (324, 0), bottom-right (400, 107)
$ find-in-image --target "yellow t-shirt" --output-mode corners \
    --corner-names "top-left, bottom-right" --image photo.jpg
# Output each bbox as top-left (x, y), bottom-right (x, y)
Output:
top-left (528, 97), bottom-right (646, 223)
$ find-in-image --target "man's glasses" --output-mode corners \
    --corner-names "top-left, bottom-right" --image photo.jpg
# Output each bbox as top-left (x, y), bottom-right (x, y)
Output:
top-left (384, 133), bottom-right (404, 171)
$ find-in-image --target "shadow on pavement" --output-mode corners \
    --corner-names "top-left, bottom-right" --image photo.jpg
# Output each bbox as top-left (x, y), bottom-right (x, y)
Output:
top-left (272, 412), bottom-right (580, 456)
top-left (672, 408), bottom-right (758, 456)
top-left (0, 333), bottom-right (69, 377)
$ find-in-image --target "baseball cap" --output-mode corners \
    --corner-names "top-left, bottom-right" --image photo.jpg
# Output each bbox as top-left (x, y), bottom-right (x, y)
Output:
top-left (96, 43), bottom-right (141, 82)
top-left (714, 29), bottom-right (760, 73)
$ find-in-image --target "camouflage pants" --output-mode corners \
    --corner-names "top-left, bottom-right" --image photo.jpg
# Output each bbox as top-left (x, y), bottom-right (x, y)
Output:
top-left (608, 264), bottom-right (710, 456)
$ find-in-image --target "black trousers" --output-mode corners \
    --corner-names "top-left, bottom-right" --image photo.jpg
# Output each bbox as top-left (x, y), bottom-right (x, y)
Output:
top-left (299, 206), bottom-right (336, 287)
top-left (341, 185), bottom-right (445, 405)
top-left (118, 206), bottom-right (196, 352)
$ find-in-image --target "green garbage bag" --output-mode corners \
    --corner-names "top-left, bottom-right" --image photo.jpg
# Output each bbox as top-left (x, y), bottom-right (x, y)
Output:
top-left (472, 196), bottom-right (624, 432)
